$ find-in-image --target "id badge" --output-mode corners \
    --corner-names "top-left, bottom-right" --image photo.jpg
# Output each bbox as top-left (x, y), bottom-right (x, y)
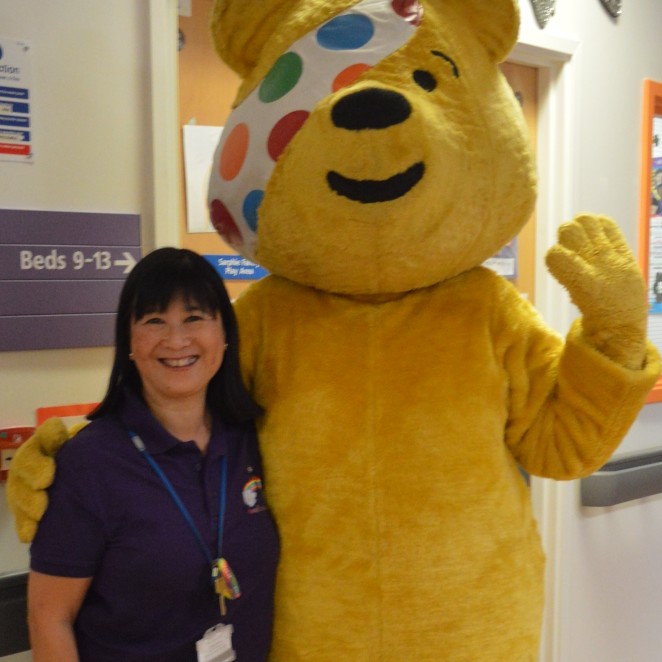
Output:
top-left (196, 623), bottom-right (236, 662)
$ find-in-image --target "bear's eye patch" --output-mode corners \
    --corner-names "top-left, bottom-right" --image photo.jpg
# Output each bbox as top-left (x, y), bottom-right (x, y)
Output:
top-left (431, 50), bottom-right (460, 78)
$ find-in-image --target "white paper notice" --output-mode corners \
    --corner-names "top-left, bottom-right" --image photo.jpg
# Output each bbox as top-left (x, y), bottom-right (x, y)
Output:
top-left (183, 124), bottom-right (223, 233)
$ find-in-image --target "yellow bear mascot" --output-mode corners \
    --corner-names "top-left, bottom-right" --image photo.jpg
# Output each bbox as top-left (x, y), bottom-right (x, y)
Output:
top-left (8, 0), bottom-right (661, 659)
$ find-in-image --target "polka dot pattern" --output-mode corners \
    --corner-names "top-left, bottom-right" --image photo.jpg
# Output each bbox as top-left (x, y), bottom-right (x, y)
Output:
top-left (208, 0), bottom-right (422, 260)
top-left (268, 111), bottom-right (311, 162)
top-left (219, 123), bottom-right (249, 181)
top-left (316, 14), bottom-right (375, 51)
top-left (392, 0), bottom-right (424, 26)
top-left (333, 63), bottom-right (373, 92)
top-left (243, 190), bottom-right (265, 232)
top-left (210, 199), bottom-right (243, 248)
top-left (259, 52), bottom-right (304, 103)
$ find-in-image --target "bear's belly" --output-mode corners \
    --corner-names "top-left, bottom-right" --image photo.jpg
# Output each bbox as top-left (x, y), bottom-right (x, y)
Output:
top-left (254, 297), bottom-right (545, 661)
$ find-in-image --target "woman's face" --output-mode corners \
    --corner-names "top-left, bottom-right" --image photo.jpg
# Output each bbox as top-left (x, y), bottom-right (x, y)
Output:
top-left (130, 296), bottom-right (225, 409)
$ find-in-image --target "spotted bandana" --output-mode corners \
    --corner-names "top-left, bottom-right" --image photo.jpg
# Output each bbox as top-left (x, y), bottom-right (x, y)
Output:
top-left (207, 0), bottom-right (423, 259)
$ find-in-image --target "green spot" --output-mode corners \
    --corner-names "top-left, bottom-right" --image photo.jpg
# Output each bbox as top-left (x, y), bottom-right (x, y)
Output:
top-left (259, 52), bottom-right (303, 103)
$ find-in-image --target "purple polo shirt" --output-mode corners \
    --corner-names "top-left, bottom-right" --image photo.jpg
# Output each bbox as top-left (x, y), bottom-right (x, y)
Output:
top-left (30, 389), bottom-right (279, 661)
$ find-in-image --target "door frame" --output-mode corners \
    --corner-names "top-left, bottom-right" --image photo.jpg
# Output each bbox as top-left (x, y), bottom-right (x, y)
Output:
top-left (149, 0), bottom-right (181, 249)
top-left (509, 30), bottom-right (579, 662)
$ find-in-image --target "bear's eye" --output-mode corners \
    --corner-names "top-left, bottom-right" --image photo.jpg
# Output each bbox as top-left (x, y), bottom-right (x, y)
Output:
top-left (413, 70), bottom-right (437, 92)
top-left (431, 50), bottom-right (460, 79)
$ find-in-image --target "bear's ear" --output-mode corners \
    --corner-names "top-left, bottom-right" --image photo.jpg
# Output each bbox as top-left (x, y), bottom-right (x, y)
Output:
top-left (210, 0), bottom-right (303, 77)
top-left (444, 0), bottom-right (520, 63)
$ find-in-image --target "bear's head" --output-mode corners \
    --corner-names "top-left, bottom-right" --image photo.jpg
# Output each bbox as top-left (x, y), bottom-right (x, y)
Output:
top-left (208, 0), bottom-right (536, 296)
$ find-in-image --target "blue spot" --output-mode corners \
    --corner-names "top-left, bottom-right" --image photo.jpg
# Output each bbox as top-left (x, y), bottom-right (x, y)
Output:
top-left (316, 14), bottom-right (375, 51)
top-left (243, 190), bottom-right (264, 231)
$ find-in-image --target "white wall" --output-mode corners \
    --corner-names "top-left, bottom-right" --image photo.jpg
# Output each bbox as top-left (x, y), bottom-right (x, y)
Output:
top-left (0, 0), bottom-right (156, 581)
top-left (518, 1), bottom-right (662, 660)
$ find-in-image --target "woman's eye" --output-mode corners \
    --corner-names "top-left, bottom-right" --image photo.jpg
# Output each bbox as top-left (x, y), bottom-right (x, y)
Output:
top-left (186, 312), bottom-right (215, 324)
top-left (143, 317), bottom-right (165, 325)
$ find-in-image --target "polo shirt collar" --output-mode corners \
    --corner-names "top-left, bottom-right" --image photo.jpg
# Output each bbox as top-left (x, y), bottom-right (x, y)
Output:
top-left (118, 386), bottom-right (229, 457)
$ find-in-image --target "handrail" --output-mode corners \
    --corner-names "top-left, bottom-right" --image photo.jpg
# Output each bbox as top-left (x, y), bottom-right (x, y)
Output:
top-left (581, 448), bottom-right (662, 507)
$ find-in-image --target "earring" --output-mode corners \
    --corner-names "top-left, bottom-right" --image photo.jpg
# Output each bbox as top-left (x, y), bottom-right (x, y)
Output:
top-left (129, 352), bottom-right (134, 360)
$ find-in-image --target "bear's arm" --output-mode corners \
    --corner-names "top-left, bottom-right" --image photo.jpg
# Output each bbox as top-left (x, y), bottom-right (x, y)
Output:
top-left (498, 281), bottom-right (660, 479)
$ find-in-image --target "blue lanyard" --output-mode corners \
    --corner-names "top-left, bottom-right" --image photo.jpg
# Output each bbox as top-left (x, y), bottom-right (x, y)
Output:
top-left (129, 432), bottom-right (227, 566)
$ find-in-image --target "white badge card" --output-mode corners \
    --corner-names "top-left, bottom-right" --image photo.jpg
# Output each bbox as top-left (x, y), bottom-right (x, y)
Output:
top-left (196, 623), bottom-right (236, 662)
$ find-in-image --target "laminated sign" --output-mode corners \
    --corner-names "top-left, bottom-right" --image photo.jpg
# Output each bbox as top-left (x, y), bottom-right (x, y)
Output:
top-left (0, 37), bottom-right (32, 162)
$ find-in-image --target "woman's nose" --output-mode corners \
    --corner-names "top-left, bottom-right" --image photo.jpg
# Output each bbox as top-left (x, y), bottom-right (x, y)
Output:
top-left (162, 323), bottom-right (191, 346)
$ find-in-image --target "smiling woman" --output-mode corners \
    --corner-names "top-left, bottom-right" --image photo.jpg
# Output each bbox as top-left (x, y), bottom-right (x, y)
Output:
top-left (93, 247), bottom-right (257, 424)
top-left (130, 298), bottom-right (226, 431)
top-left (26, 248), bottom-right (280, 662)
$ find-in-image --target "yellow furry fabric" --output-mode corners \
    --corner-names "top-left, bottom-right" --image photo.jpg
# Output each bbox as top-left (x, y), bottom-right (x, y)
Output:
top-left (6, 418), bottom-right (77, 543)
top-left (233, 271), bottom-right (658, 660)
top-left (546, 214), bottom-right (650, 370)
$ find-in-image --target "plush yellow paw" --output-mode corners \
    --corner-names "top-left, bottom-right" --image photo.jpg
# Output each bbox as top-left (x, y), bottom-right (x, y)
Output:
top-left (5, 417), bottom-right (76, 543)
top-left (545, 214), bottom-right (648, 369)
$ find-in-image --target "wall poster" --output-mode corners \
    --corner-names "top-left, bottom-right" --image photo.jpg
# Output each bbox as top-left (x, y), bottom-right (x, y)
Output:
top-left (639, 80), bottom-right (662, 403)
top-left (0, 36), bottom-right (32, 163)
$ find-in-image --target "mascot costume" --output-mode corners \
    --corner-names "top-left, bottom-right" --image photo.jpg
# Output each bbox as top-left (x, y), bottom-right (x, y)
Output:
top-left (8, 0), bottom-right (661, 659)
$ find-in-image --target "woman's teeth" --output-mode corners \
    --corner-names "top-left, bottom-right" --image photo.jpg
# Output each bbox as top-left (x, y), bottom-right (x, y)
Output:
top-left (161, 357), bottom-right (197, 367)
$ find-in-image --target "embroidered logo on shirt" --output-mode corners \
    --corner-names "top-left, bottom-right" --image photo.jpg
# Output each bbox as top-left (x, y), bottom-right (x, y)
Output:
top-left (242, 475), bottom-right (267, 514)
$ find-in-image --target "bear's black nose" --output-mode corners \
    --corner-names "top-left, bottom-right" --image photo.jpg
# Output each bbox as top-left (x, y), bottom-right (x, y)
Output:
top-left (331, 88), bottom-right (411, 130)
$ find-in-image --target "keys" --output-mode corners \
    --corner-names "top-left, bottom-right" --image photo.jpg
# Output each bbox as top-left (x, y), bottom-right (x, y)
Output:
top-left (212, 558), bottom-right (241, 617)
top-left (217, 590), bottom-right (227, 617)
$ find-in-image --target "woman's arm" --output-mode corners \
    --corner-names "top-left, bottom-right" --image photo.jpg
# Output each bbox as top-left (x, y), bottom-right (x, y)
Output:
top-left (28, 570), bottom-right (92, 662)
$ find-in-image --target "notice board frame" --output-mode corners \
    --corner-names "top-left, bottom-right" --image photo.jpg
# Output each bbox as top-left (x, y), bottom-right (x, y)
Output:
top-left (638, 79), bottom-right (662, 403)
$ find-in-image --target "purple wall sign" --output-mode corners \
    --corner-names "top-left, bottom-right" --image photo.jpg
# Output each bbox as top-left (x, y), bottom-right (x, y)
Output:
top-left (0, 209), bottom-right (141, 351)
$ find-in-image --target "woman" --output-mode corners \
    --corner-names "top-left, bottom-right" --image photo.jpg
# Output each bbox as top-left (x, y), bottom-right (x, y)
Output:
top-left (28, 248), bottom-right (279, 661)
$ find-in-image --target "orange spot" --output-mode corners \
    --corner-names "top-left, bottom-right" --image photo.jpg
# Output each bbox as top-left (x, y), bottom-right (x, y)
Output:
top-left (220, 123), bottom-right (249, 181)
top-left (333, 64), bottom-right (372, 92)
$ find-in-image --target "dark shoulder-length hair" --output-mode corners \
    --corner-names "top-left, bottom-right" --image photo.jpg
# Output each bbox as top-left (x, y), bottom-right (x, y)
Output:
top-left (89, 247), bottom-right (261, 423)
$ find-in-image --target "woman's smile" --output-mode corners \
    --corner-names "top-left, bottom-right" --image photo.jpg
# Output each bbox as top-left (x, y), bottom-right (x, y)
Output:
top-left (159, 356), bottom-right (199, 368)
top-left (130, 297), bottom-right (226, 407)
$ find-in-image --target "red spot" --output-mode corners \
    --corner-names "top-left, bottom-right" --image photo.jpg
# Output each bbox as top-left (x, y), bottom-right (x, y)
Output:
top-left (391, 0), bottom-right (423, 26)
top-left (210, 199), bottom-right (243, 248)
top-left (267, 110), bottom-right (310, 162)
top-left (333, 64), bottom-right (372, 92)
top-left (220, 123), bottom-right (249, 181)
